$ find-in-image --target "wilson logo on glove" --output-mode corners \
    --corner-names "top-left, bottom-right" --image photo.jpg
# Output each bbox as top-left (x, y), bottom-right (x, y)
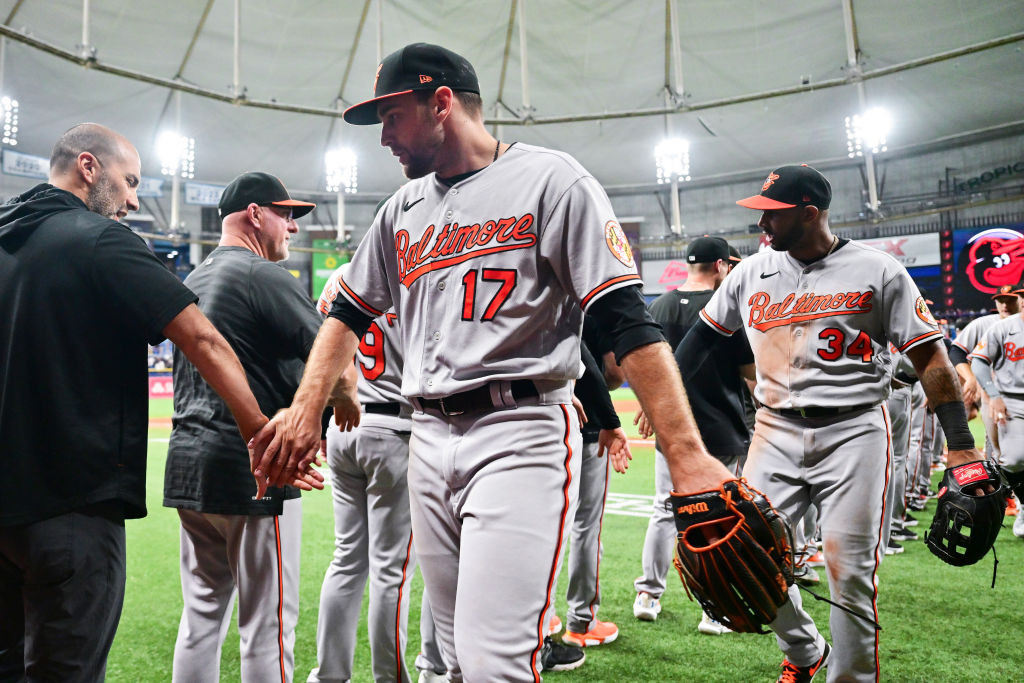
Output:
top-left (676, 502), bottom-right (709, 515)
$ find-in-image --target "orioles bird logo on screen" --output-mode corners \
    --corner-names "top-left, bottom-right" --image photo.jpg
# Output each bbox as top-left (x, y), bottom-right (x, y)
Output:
top-left (964, 228), bottom-right (1024, 294)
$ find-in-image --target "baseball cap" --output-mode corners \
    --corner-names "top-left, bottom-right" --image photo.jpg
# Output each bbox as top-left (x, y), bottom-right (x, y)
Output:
top-left (728, 245), bottom-right (743, 263)
top-left (992, 285), bottom-right (1019, 299)
top-left (737, 164), bottom-right (832, 211)
top-left (344, 43), bottom-right (481, 126)
top-left (686, 236), bottom-right (730, 263)
top-left (218, 172), bottom-right (316, 219)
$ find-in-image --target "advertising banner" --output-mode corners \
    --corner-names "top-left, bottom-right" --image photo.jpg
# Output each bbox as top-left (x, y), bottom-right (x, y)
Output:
top-left (149, 372), bottom-right (173, 399)
top-left (312, 239), bottom-right (348, 300)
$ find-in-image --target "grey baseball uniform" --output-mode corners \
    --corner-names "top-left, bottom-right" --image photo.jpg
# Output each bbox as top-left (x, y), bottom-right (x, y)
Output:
top-left (310, 267), bottom-right (418, 683)
top-left (884, 346), bottom-right (916, 540)
top-left (972, 314), bottom-right (1024, 474)
top-left (333, 141), bottom-right (642, 681)
top-left (699, 239), bottom-right (942, 681)
top-left (953, 313), bottom-right (1002, 459)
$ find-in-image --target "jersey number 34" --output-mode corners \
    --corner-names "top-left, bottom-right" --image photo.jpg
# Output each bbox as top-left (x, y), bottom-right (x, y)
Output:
top-left (817, 328), bottom-right (874, 363)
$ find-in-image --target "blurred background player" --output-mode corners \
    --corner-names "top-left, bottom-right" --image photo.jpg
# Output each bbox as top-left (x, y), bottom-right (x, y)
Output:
top-left (632, 236), bottom-right (754, 635)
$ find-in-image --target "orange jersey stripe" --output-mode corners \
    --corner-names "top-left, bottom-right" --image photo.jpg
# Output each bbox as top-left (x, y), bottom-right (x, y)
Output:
top-left (338, 276), bottom-right (385, 317)
top-left (897, 330), bottom-right (943, 352)
top-left (580, 274), bottom-right (642, 310)
top-left (274, 515), bottom-right (287, 683)
top-left (699, 309), bottom-right (735, 336)
top-left (394, 532), bottom-right (415, 681)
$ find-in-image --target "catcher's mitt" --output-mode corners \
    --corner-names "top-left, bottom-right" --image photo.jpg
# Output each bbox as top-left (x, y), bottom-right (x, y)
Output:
top-left (670, 478), bottom-right (794, 633)
top-left (925, 460), bottom-right (1007, 567)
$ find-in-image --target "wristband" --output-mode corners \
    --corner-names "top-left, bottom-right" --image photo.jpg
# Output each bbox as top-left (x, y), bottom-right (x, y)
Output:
top-left (933, 400), bottom-right (975, 451)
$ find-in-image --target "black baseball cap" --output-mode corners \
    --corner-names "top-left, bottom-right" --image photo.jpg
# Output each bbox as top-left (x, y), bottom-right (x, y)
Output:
top-left (218, 172), bottom-right (316, 219)
top-left (728, 245), bottom-right (742, 263)
top-left (737, 164), bottom-right (832, 211)
top-left (992, 285), bottom-right (1019, 299)
top-left (344, 43), bottom-right (480, 126)
top-left (686, 236), bottom-right (730, 264)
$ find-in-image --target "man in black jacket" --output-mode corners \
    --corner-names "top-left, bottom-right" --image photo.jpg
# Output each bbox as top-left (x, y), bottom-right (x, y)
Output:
top-left (0, 123), bottom-right (274, 681)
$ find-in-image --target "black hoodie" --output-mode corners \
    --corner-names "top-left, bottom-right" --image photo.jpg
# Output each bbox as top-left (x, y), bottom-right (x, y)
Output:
top-left (0, 183), bottom-right (196, 525)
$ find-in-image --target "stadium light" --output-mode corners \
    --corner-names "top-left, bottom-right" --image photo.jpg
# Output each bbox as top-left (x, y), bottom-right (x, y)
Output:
top-left (1, 96), bottom-right (18, 146)
top-left (655, 138), bottom-right (691, 183)
top-left (325, 147), bottom-right (358, 194)
top-left (845, 107), bottom-right (892, 158)
top-left (157, 131), bottom-right (196, 179)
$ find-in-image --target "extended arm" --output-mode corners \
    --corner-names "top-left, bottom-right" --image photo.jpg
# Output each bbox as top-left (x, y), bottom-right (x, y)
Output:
top-left (163, 303), bottom-right (266, 441)
top-left (906, 339), bottom-right (983, 468)
top-left (948, 343), bottom-right (980, 406)
top-left (971, 356), bottom-right (1007, 427)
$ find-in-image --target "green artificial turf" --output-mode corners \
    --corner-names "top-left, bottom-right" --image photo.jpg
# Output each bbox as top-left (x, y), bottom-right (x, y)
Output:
top-left (103, 399), bottom-right (1024, 681)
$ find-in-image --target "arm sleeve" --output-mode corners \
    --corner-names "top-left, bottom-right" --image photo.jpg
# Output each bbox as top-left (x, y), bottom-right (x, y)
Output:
top-left (90, 224), bottom-right (197, 344)
top-left (586, 285), bottom-right (665, 364)
top-left (328, 297), bottom-right (374, 339)
top-left (971, 356), bottom-right (1001, 398)
top-left (674, 320), bottom-right (724, 383)
top-left (948, 344), bottom-right (969, 367)
top-left (573, 342), bottom-right (620, 430)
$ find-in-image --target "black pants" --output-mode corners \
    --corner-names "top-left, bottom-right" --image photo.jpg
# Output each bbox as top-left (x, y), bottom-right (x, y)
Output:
top-left (0, 504), bottom-right (126, 682)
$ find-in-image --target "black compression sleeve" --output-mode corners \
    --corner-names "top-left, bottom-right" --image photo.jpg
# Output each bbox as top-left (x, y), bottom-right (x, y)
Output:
top-left (948, 344), bottom-right (968, 366)
top-left (674, 321), bottom-right (724, 383)
top-left (574, 342), bottom-right (620, 430)
top-left (327, 296), bottom-right (374, 339)
top-left (933, 401), bottom-right (975, 451)
top-left (586, 285), bottom-right (665, 364)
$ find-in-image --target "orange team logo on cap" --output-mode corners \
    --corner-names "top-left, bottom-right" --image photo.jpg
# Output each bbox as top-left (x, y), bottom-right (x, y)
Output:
top-left (605, 220), bottom-right (635, 267)
top-left (419, 75), bottom-right (433, 84)
top-left (762, 172), bottom-right (780, 192)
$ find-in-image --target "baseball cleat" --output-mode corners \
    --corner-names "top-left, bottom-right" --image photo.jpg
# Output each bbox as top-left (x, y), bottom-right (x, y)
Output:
top-left (1005, 497), bottom-right (1018, 516)
top-left (891, 527), bottom-right (919, 542)
top-left (805, 550), bottom-right (826, 567)
top-left (698, 611), bottom-right (734, 635)
top-left (540, 636), bottom-right (585, 672)
top-left (633, 592), bottom-right (661, 621)
top-left (417, 670), bottom-right (447, 683)
top-left (885, 539), bottom-right (904, 555)
top-left (794, 564), bottom-right (820, 586)
top-left (547, 614), bottom-right (562, 636)
top-left (562, 620), bottom-right (618, 647)
top-left (777, 642), bottom-right (830, 682)
top-left (1013, 511), bottom-right (1024, 538)
top-left (902, 513), bottom-right (919, 527)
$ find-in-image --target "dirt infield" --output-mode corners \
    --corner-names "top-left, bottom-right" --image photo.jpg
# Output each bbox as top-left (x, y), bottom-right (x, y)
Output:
top-left (613, 397), bottom-right (640, 413)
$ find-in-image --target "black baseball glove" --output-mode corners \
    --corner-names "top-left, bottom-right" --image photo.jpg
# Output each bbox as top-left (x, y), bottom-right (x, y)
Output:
top-left (925, 460), bottom-right (1007, 566)
top-left (670, 478), bottom-right (794, 633)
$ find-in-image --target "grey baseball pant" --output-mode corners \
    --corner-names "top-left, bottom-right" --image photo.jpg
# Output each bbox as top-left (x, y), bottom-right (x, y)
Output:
top-left (885, 384), bottom-right (913, 538)
top-left (172, 498), bottom-right (302, 683)
top-left (309, 423), bottom-right (415, 683)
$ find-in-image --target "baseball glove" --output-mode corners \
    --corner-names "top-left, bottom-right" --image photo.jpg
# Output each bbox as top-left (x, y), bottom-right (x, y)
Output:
top-left (925, 460), bottom-right (1007, 567)
top-left (670, 478), bottom-right (794, 633)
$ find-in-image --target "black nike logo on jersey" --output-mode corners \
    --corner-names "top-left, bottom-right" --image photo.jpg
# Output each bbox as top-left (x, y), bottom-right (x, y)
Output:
top-left (403, 197), bottom-right (424, 211)
top-left (759, 271), bottom-right (780, 279)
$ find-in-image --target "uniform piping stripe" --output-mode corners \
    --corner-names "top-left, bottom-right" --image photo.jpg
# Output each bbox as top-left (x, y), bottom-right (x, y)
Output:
top-left (897, 330), bottom-right (943, 352)
top-left (529, 405), bottom-right (575, 681)
top-left (871, 405), bottom-right (893, 682)
top-left (338, 277), bottom-right (384, 317)
top-left (699, 309), bottom-right (735, 336)
top-left (274, 515), bottom-right (286, 683)
top-left (970, 351), bottom-right (991, 362)
top-left (580, 274), bottom-right (642, 310)
top-left (589, 455), bottom-right (612, 621)
top-left (394, 532), bottom-right (415, 681)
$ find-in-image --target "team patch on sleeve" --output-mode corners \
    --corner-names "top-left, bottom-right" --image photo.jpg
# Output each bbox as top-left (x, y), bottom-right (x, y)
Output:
top-left (604, 220), bottom-right (634, 267)
top-left (915, 296), bottom-right (938, 326)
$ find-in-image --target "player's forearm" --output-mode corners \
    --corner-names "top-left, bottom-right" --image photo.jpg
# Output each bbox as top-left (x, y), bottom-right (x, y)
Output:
top-left (908, 339), bottom-right (977, 455)
top-left (620, 341), bottom-right (709, 463)
top-left (295, 317), bottom-right (360, 416)
top-left (163, 304), bottom-right (266, 440)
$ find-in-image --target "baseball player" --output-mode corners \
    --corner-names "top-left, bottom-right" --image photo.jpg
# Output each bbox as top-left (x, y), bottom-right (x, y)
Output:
top-left (250, 42), bottom-right (735, 682)
top-left (970, 286), bottom-right (1024, 538)
top-left (164, 172), bottom-right (352, 682)
top-left (632, 236), bottom-right (754, 635)
top-left (308, 264), bottom-right (418, 683)
top-left (677, 164), bottom-right (982, 681)
top-left (949, 288), bottom-right (1018, 455)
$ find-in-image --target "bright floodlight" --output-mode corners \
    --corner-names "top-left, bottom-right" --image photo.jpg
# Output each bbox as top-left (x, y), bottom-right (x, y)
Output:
top-left (655, 138), bottom-right (691, 183)
top-left (157, 131), bottom-right (196, 179)
top-left (845, 107), bottom-right (891, 158)
top-left (1, 96), bottom-right (18, 146)
top-left (326, 148), bottom-right (358, 193)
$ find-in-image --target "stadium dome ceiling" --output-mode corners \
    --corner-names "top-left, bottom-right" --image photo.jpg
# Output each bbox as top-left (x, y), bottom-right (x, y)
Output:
top-left (2, 0), bottom-right (1023, 197)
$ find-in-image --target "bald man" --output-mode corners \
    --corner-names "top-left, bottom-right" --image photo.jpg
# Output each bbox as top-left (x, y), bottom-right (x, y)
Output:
top-left (0, 124), bottom-right (283, 680)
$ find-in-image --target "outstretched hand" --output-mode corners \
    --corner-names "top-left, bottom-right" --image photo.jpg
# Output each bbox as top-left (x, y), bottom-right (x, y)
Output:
top-left (633, 408), bottom-right (654, 439)
top-left (598, 427), bottom-right (633, 473)
top-left (248, 407), bottom-right (325, 498)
